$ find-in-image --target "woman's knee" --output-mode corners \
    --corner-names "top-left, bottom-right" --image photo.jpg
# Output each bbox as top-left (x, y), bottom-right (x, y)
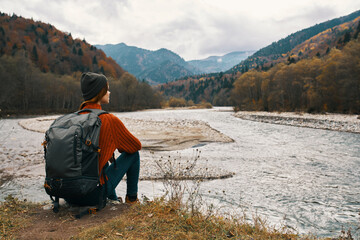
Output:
top-left (127, 151), bottom-right (140, 161)
top-left (131, 151), bottom-right (139, 157)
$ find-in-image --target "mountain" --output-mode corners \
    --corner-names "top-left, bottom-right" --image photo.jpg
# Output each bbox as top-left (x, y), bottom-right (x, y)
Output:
top-left (286, 16), bottom-right (360, 60)
top-left (187, 51), bottom-right (255, 73)
top-left (96, 43), bottom-right (201, 85)
top-left (229, 10), bottom-right (360, 73)
top-left (231, 31), bottom-right (360, 113)
top-left (0, 13), bottom-right (161, 114)
top-left (158, 10), bottom-right (360, 107)
top-left (137, 60), bottom-right (196, 85)
top-left (96, 43), bottom-right (255, 84)
top-left (0, 13), bottom-right (125, 78)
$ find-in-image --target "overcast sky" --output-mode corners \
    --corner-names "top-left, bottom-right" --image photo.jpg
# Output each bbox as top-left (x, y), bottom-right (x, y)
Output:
top-left (1, 0), bottom-right (360, 60)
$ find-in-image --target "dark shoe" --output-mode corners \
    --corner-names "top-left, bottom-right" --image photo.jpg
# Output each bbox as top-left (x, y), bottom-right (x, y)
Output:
top-left (125, 195), bottom-right (139, 205)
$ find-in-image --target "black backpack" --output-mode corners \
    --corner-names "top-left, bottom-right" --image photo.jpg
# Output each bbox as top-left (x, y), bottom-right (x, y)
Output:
top-left (43, 109), bottom-right (108, 217)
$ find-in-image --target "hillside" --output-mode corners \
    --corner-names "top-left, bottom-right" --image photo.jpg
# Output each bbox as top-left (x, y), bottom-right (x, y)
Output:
top-left (0, 13), bottom-right (124, 78)
top-left (229, 10), bottom-right (360, 73)
top-left (286, 16), bottom-right (360, 61)
top-left (97, 43), bottom-right (255, 84)
top-left (188, 51), bottom-right (255, 74)
top-left (96, 43), bottom-right (201, 85)
top-left (237, 15), bottom-right (360, 71)
top-left (158, 10), bottom-right (360, 109)
top-left (0, 13), bottom-right (161, 114)
top-left (231, 38), bottom-right (360, 113)
top-left (137, 60), bottom-right (195, 85)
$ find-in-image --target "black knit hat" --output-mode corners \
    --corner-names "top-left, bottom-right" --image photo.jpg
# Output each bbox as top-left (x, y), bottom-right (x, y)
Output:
top-left (81, 72), bottom-right (108, 101)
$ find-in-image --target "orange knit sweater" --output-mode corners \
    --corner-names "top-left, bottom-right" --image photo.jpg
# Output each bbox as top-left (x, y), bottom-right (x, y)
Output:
top-left (81, 103), bottom-right (142, 184)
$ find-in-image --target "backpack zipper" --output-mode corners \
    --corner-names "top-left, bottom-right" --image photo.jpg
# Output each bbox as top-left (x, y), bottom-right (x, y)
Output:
top-left (74, 133), bottom-right (78, 165)
top-left (73, 124), bottom-right (84, 165)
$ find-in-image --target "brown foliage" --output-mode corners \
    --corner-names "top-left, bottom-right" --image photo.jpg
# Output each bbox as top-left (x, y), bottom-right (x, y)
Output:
top-left (0, 13), bottom-right (124, 78)
top-left (231, 39), bottom-right (360, 113)
top-left (0, 51), bottom-right (162, 115)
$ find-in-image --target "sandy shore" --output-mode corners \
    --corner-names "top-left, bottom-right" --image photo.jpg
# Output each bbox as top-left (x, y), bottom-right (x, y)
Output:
top-left (10, 115), bottom-right (235, 182)
top-left (234, 111), bottom-right (360, 133)
top-left (19, 115), bottom-right (234, 151)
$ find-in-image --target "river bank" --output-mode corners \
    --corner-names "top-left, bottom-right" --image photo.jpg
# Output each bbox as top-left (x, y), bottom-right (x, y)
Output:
top-left (1, 107), bottom-right (359, 237)
top-left (234, 111), bottom-right (360, 133)
top-left (2, 195), bottom-right (301, 240)
top-left (13, 113), bottom-right (235, 182)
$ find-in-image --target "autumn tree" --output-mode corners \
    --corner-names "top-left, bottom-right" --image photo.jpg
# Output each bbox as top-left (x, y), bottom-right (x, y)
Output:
top-left (231, 39), bottom-right (360, 113)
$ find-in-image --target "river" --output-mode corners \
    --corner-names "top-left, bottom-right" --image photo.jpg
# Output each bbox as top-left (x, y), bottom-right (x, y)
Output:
top-left (0, 107), bottom-right (359, 237)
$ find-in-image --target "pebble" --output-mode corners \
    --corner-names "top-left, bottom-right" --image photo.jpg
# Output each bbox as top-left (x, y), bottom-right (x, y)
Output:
top-left (234, 112), bottom-right (360, 133)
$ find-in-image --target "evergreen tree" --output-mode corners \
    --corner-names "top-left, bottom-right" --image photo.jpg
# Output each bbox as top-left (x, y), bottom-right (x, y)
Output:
top-left (326, 47), bottom-right (330, 54)
top-left (354, 22), bottom-right (360, 39)
top-left (32, 46), bottom-right (38, 61)
top-left (41, 34), bottom-right (48, 44)
top-left (92, 55), bottom-right (97, 64)
top-left (287, 56), bottom-right (296, 64)
top-left (343, 32), bottom-right (351, 44)
top-left (78, 48), bottom-right (83, 56)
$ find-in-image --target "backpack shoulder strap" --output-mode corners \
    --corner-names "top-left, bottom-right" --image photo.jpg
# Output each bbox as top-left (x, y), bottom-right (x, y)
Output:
top-left (97, 110), bottom-right (108, 116)
top-left (76, 108), bottom-right (108, 116)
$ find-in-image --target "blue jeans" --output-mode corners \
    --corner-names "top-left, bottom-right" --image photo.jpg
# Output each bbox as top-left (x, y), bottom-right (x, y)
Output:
top-left (105, 151), bottom-right (140, 200)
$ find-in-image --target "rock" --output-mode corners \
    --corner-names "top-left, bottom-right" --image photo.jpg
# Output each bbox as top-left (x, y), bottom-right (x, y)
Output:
top-left (42, 204), bottom-right (53, 210)
top-left (234, 111), bottom-right (360, 134)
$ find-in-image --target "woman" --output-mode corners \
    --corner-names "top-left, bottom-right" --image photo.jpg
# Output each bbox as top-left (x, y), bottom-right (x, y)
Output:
top-left (80, 72), bottom-right (141, 204)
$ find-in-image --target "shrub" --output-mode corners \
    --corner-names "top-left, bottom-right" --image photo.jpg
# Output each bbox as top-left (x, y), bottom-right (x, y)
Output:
top-left (168, 97), bottom-right (187, 107)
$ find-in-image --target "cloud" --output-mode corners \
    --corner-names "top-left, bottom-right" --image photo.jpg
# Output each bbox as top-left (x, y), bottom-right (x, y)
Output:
top-left (270, 5), bottom-right (338, 35)
top-left (1, 0), bottom-right (360, 60)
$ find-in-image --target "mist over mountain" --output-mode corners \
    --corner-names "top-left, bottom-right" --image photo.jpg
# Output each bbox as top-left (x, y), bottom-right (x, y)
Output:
top-left (188, 51), bottom-right (255, 73)
top-left (96, 43), bottom-right (254, 85)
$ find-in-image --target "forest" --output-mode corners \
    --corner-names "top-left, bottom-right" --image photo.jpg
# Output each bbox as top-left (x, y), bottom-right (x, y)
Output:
top-left (1, 12), bottom-right (360, 115)
top-left (160, 17), bottom-right (360, 113)
top-left (159, 71), bottom-right (235, 106)
top-left (228, 11), bottom-right (360, 74)
top-left (0, 13), bottom-right (124, 78)
top-left (0, 51), bottom-right (162, 115)
top-left (231, 39), bottom-right (360, 113)
top-left (0, 13), bottom-right (162, 115)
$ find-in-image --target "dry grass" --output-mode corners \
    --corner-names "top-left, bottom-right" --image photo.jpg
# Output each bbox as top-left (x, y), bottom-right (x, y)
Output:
top-left (0, 195), bottom-right (356, 239)
top-left (74, 197), bottom-right (298, 240)
top-left (0, 195), bottom-right (39, 239)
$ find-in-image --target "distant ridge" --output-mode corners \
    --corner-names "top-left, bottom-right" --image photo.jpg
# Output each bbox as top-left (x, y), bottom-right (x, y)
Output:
top-left (158, 9), bottom-right (360, 107)
top-left (96, 43), bottom-right (255, 84)
top-left (188, 51), bottom-right (255, 74)
top-left (96, 43), bottom-right (201, 85)
top-left (229, 9), bottom-right (360, 73)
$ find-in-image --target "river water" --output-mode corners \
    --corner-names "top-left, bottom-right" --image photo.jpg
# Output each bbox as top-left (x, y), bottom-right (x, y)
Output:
top-left (0, 107), bottom-right (359, 237)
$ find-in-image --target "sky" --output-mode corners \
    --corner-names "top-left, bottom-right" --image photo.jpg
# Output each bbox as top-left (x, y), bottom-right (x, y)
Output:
top-left (1, 0), bottom-right (360, 60)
